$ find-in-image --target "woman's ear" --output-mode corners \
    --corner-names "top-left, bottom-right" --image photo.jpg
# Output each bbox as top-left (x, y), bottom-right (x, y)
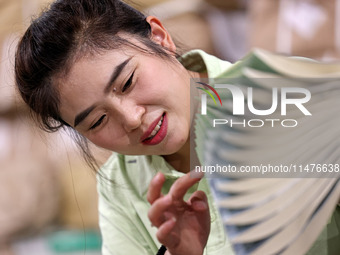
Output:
top-left (146, 16), bottom-right (176, 52)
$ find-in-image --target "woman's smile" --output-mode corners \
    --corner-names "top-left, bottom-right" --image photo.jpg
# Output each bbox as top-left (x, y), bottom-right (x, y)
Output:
top-left (142, 113), bottom-right (167, 145)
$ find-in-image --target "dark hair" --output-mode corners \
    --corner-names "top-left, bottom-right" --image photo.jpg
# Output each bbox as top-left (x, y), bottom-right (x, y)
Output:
top-left (15, 0), bottom-right (174, 169)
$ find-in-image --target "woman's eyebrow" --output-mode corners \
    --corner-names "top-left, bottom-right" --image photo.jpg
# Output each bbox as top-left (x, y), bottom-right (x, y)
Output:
top-left (74, 105), bottom-right (96, 127)
top-left (104, 57), bottom-right (132, 93)
top-left (73, 57), bottom-right (133, 127)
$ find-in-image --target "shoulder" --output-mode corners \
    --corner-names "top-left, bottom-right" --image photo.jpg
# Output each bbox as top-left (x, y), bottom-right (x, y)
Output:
top-left (179, 49), bottom-right (232, 78)
top-left (97, 154), bottom-right (167, 202)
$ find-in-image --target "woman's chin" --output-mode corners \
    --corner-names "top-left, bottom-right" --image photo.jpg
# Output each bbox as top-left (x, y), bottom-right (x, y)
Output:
top-left (162, 138), bottom-right (189, 156)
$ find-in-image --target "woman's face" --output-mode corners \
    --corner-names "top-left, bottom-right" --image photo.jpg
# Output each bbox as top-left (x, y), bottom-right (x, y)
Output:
top-left (58, 44), bottom-right (192, 156)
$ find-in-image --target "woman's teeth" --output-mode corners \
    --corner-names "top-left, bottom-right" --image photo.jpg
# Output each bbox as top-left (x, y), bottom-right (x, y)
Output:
top-left (147, 116), bottom-right (163, 139)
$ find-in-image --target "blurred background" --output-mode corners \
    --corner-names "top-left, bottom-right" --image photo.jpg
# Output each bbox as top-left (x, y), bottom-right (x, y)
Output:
top-left (1, 0), bottom-right (340, 254)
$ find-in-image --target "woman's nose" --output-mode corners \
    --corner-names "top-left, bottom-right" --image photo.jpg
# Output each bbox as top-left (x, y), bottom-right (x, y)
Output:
top-left (119, 103), bottom-right (145, 132)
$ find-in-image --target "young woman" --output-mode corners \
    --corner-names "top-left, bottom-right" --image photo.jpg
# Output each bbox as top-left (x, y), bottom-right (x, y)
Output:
top-left (15, 0), bottom-right (233, 254)
top-left (15, 0), bottom-right (340, 254)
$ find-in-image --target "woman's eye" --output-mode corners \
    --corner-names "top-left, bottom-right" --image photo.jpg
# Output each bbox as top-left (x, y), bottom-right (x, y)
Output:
top-left (90, 115), bottom-right (106, 130)
top-left (122, 71), bottom-right (135, 92)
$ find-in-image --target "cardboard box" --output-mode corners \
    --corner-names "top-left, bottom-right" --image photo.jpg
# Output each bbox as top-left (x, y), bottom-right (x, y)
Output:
top-left (248, 0), bottom-right (340, 60)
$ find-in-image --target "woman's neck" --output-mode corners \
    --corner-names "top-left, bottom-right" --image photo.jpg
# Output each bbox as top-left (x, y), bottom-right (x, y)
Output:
top-left (162, 71), bottom-right (206, 173)
top-left (162, 137), bottom-right (200, 174)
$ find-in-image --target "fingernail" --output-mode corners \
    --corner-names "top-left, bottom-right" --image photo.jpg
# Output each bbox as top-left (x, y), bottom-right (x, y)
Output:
top-left (193, 200), bottom-right (207, 210)
top-left (190, 169), bottom-right (204, 179)
top-left (156, 172), bottom-right (163, 180)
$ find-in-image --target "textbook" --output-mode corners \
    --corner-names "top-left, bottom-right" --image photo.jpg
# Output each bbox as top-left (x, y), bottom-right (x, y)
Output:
top-left (193, 49), bottom-right (340, 255)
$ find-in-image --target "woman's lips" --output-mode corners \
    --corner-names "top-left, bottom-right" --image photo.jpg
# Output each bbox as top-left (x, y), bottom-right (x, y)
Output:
top-left (142, 113), bottom-right (167, 145)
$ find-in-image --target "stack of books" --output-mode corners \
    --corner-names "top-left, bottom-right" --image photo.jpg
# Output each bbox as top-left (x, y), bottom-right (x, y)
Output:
top-left (194, 49), bottom-right (340, 255)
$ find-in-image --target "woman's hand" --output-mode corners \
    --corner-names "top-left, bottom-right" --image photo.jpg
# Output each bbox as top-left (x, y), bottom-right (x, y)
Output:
top-left (147, 172), bottom-right (211, 255)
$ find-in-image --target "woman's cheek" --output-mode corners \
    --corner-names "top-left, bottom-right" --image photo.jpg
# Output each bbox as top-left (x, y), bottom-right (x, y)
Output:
top-left (87, 128), bottom-right (116, 151)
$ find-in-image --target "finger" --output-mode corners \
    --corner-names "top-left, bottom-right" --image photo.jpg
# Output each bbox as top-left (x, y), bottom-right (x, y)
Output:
top-left (148, 195), bottom-right (172, 227)
top-left (169, 172), bottom-right (202, 201)
top-left (189, 191), bottom-right (211, 234)
top-left (189, 190), bottom-right (209, 212)
top-left (190, 168), bottom-right (205, 179)
top-left (156, 217), bottom-right (178, 247)
top-left (147, 172), bottom-right (166, 204)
